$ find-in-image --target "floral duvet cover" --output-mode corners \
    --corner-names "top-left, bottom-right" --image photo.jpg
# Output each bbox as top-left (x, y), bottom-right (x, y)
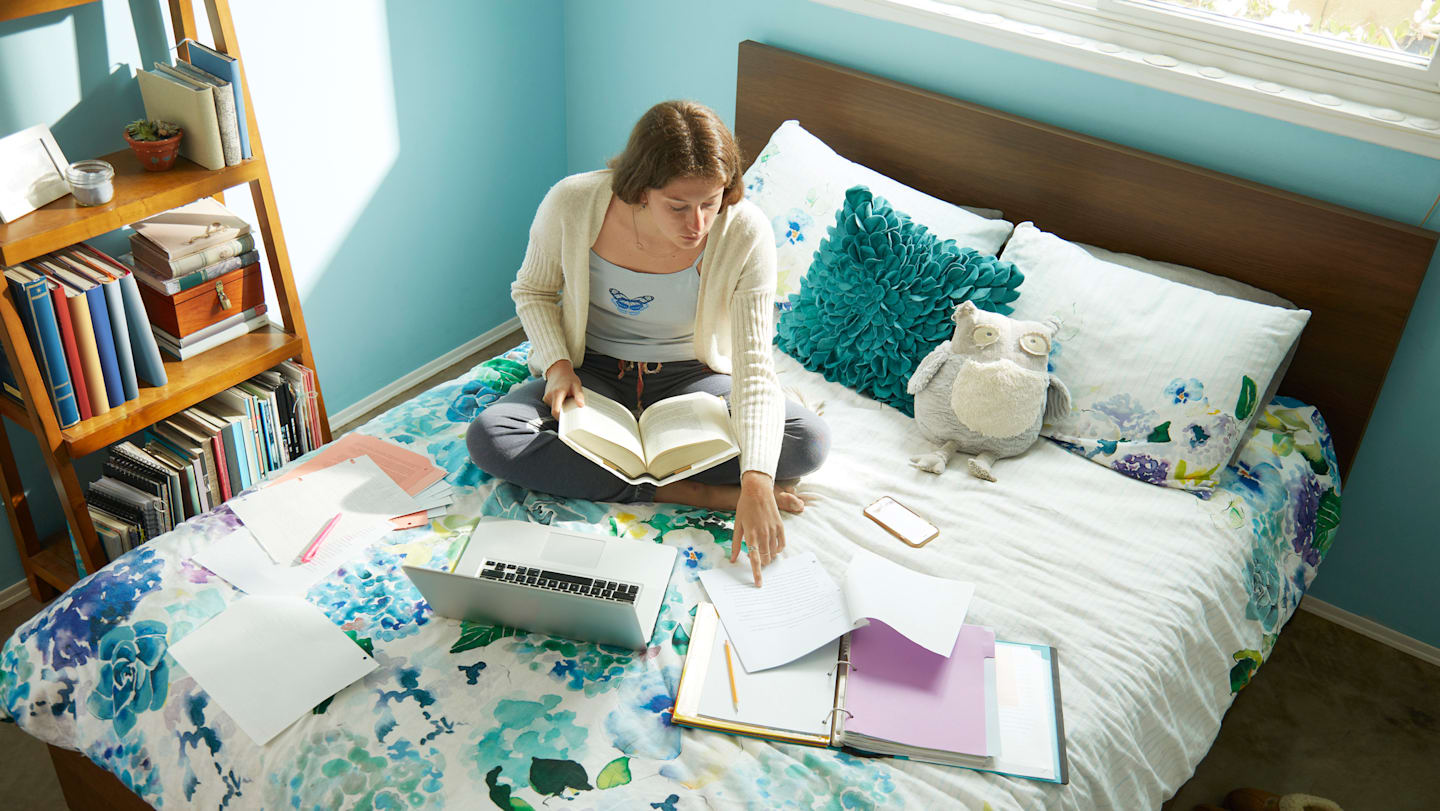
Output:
top-left (0, 344), bottom-right (1339, 809)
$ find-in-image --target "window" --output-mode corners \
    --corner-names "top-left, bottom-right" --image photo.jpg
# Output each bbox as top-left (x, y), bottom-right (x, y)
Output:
top-left (816, 0), bottom-right (1440, 156)
top-left (1096, 0), bottom-right (1438, 88)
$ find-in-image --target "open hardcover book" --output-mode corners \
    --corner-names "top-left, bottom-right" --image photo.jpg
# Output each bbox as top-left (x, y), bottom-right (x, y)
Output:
top-left (558, 388), bottom-right (739, 486)
top-left (673, 604), bottom-right (1069, 784)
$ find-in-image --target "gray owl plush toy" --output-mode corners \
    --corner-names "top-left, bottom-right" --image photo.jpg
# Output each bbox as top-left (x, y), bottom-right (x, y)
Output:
top-left (906, 301), bottom-right (1070, 481)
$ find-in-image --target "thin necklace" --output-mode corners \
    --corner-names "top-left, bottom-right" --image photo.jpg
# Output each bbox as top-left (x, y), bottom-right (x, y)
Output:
top-left (632, 204), bottom-right (682, 259)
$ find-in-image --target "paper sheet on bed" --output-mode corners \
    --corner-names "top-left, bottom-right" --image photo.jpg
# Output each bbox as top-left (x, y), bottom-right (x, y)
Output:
top-left (168, 596), bottom-right (377, 745)
top-left (699, 548), bottom-right (974, 672)
top-left (192, 525), bottom-right (388, 596)
top-left (229, 455), bottom-right (420, 564)
top-left (266, 433), bottom-right (446, 495)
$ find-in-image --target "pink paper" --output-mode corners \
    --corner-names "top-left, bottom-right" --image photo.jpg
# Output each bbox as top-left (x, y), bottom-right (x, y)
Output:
top-left (269, 434), bottom-right (445, 496)
top-left (845, 623), bottom-right (995, 755)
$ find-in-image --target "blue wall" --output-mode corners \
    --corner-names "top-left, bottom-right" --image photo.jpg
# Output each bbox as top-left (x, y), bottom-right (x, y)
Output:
top-left (562, 0), bottom-right (1440, 647)
top-left (0, 0), bottom-right (566, 589)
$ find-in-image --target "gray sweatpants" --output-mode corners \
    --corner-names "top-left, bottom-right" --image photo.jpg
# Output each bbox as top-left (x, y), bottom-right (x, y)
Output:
top-left (466, 350), bottom-right (830, 503)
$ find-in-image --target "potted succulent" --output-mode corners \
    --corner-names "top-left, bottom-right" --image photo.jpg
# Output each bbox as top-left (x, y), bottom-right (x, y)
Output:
top-left (124, 119), bottom-right (183, 171)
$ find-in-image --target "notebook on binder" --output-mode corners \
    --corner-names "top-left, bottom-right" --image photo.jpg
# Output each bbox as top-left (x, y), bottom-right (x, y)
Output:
top-left (672, 603), bottom-right (1069, 783)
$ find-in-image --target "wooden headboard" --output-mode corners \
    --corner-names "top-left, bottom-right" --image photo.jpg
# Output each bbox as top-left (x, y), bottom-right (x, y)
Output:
top-left (735, 41), bottom-right (1437, 479)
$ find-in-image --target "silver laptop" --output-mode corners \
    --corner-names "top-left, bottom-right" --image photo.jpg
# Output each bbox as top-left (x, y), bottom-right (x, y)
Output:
top-left (402, 518), bottom-right (678, 650)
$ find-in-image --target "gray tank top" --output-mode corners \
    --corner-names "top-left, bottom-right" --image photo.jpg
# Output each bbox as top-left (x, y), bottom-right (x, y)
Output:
top-left (586, 249), bottom-right (700, 362)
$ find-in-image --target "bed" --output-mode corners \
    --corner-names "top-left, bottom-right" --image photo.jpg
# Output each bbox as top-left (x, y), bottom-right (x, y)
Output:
top-left (2, 42), bottom-right (1434, 810)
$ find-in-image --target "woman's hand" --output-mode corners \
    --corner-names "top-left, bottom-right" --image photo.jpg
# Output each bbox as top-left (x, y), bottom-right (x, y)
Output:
top-left (731, 470), bottom-right (785, 586)
top-left (542, 359), bottom-right (585, 419)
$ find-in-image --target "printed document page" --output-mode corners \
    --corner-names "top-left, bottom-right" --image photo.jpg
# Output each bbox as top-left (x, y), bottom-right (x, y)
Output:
top-left (701, 548), bottom-right (976, 672)
top-left (991, 643), bottom-right (1061, 781)
top-left (698, 552), bottom-right (860, 672)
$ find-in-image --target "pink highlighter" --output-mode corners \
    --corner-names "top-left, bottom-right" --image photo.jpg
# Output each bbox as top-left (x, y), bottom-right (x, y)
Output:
top-left (299, 513), bottom-right (343, 564)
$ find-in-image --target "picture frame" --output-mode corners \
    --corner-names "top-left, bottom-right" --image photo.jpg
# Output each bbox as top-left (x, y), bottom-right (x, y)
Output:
top-left (0, 124), bottom-right (72, 224)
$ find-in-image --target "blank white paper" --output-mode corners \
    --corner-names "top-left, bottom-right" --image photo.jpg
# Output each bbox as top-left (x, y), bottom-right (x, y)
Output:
top-left (192, 525), bottom-right (388, 597)
top-left (842, 546), bottom-right (974, 657)
top-left (168, 596), bottom-right (377, 746)
top-left (697, 614), bottom-right (839, 738)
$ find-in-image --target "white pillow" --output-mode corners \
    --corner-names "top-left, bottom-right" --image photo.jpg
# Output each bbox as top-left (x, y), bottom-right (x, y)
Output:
top-left (1002, 223), bottom-right (1311, 491)
top-left (742, 120), bottom-right (1014, 301)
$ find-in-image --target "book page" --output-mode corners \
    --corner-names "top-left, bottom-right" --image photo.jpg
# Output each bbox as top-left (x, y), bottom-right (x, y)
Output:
top-left (637, 392), bottom-right (736, 472)
top-left (558, 388), bottom-right (646, 479)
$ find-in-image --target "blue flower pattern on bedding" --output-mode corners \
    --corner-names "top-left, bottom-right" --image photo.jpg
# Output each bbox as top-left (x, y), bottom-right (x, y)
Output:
top-left (0, 342), bottom-right (1336, 805)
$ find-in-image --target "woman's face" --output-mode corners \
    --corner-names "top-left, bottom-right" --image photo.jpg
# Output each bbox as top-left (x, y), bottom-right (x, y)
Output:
top-left (641, 176), bottom-right (725, 250)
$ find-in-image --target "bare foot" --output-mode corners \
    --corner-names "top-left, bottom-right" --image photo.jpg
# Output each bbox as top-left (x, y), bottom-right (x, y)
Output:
top-left (655, 481), bottom-right (805, 513)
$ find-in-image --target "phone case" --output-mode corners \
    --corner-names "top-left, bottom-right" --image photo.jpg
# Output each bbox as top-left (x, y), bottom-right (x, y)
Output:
top-left (864, 496), bottom-right (939, 548)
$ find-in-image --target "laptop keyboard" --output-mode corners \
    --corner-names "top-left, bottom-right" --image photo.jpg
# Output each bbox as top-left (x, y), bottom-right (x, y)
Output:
top-left (479, 559), bottom-right (640, 604)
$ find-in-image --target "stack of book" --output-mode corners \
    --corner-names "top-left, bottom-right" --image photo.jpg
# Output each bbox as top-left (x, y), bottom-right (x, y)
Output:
top-left (124, 197), bottom-right (270, 360)
top-left (1, 245), bottom-right (168, 428)
top-left (87, 360), bottom-right (321, 562)
top-left (134, 40), bottom-right (251, 171)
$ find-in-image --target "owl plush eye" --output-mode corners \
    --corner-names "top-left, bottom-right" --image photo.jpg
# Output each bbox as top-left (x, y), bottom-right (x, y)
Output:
top-left (971, 325), bottom-right (999, 347)
top-left (1020, 332), bottom-right (1051, 356)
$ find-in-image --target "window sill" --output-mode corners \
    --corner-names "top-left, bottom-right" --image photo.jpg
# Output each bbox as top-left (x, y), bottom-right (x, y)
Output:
top-left (814, 0), bottom-right (1440, 159)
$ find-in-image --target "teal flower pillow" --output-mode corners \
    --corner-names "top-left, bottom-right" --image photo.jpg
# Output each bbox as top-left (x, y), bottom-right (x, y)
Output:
top-left (776, 186), bottom-right (1024, 415)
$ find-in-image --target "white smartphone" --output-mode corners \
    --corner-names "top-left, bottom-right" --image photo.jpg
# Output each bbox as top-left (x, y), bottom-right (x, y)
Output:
top-left (863, 496), bottom-right (939, 548)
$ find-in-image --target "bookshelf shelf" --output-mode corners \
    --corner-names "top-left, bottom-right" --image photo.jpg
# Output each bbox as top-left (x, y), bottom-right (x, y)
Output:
top-left (30, 533), bottom-right (78, 593)
top-left (0, 0), bottom-right (332, 600)
top-left (0, 0), bottom-right (98, 25)
top-left (0, 149), bottom-right (264, 267)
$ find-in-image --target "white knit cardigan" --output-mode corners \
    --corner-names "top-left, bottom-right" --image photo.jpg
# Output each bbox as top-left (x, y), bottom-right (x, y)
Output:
top-left (511, 170), bottom-right (784, 478)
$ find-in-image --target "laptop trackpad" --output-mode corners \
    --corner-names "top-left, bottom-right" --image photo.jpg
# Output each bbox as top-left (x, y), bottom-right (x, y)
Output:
top-left (542, 533), bottom-right (605, 569)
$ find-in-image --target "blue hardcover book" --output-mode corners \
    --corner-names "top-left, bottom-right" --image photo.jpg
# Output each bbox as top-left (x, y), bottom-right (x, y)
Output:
top-left (185, 40), bottom-right (249, 159)
top-left (3, 270), bottom-right (81, 427)
top-left (83, 285), bottom-right (124, 410)
top-left (71, 245), bottom-right (168, 388)
top-left (116, 272), bottom-right (168, 387)
top-left (100, 278), bottom-right (138, 401)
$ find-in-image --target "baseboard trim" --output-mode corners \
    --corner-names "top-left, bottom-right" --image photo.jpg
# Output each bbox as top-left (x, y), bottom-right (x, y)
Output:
top-left (0, 579), bottom-right (30, 611)
top-left (1299, 595), bottom-right (1440, 668)
top-left (329, 317), bottom-right (521, 431)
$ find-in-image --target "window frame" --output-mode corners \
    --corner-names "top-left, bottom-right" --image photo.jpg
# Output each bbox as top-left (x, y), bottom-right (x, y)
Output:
top-left (812, 0), bottom-right (1440, 158)
top-left (1093, 0), bottom-right (1439, 90)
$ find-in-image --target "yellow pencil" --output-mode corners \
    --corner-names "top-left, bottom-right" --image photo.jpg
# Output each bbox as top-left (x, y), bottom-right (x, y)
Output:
top-left (724, 640), bottom-right (739, 709)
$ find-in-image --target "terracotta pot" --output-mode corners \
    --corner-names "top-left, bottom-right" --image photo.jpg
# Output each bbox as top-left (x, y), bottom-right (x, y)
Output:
top-left (124, 129), bottom-right (184, 172)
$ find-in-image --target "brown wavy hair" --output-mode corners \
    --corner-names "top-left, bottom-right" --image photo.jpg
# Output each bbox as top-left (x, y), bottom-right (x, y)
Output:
top-left (608, 100), bottom-right (744, 210)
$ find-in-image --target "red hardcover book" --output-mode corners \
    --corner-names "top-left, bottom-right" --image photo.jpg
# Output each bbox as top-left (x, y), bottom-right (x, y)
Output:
top-left (47, 282), bottom-right (92, 421)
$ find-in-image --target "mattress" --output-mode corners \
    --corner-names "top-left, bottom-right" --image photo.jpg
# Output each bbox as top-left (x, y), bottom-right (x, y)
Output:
top-left (0, 343), bottom-right (1339, 809)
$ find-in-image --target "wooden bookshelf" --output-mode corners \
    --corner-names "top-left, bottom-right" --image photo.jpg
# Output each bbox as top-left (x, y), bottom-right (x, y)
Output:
top-left (0, 0), bottom-right (332, 599)
top-left (0, 149), bottom-right (265, 267)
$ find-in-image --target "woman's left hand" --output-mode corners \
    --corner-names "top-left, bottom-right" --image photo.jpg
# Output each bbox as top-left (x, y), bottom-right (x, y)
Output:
top-left (731, 470), bottom-right (785, 586)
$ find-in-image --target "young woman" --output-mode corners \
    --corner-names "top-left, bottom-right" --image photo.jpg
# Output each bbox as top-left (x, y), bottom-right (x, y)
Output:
top-left (467, 100), bottom-right (829, 586)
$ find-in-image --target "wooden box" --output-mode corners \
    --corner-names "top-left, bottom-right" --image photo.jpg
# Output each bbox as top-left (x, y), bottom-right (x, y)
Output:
top-left (136, 263), bottom-right (264, 338)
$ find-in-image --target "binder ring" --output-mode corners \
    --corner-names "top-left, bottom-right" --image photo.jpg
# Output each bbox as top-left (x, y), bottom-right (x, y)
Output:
top-left (835, 657), bottom-right (853, 669)
top-left (823, 708), bottom-right (853, 724)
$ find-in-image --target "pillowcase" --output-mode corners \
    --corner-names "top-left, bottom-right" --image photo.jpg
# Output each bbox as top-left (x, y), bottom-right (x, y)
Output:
top-left (1001, 223), bottom-right (1310, 491)
top-left (742, 120), bottom-right (1014, 301)
top-left (1078, 241), bottom-right (1304, 469)
top-left (776, 187), bottom-right (1024, 415)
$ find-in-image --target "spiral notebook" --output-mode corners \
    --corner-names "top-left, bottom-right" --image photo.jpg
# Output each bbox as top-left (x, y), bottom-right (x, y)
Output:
top-left (672, 603), bottom-right (1069, 783)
